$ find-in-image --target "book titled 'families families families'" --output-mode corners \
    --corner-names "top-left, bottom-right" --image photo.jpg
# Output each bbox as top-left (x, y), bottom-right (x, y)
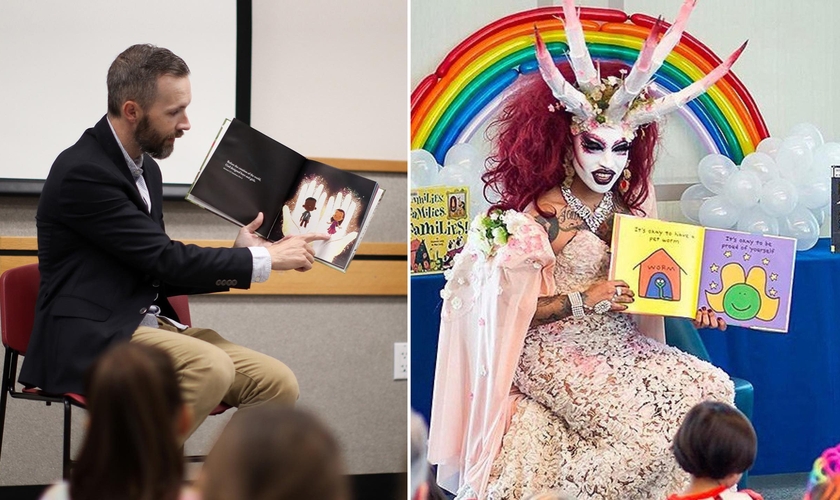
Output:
top-left (609, 214), bottom-right (796, 332)
top-left (409, 185), bottom-right (470, 274)
top-left (186, 118), bottom-right (384, 272)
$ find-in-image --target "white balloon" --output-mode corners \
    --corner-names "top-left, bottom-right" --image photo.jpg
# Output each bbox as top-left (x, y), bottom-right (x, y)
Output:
top-left (723, 170), bottom-right (762, 209)
top-left (444, 143), bottom-right (481, 170)
top-left (756, 137), bottom-right (783, 159)
top-left (810, 142), bottom-right (840, 179)
top-left (776, 135), bottom-right (814, 183)
top-left (437, 163), bottom-right (471, 187)
top-left (410, 149), bottom-right (439, 188)
top-left (811, 206), bottom-right (828, 227)
top-left (759, 178), bottom-right (799, 217)
top-left (698, 195), bottom-right (741, 229)
top-left (736, 205), bottom-right (780, 235)
top-left (788, 123), bottom-right (824, 151)
top-left (679, 184), bottom-right (715, 223)
top-left (697, 154), bottom-right (737, 194)
top-left (797, 177), bottom-right (830, 210)
top-left (779, 206), bottom-right (820, 251)
top-left (739, 152), bottom-right (779, 184)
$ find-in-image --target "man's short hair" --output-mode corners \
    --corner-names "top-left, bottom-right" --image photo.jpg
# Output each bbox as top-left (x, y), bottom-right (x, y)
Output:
top-left (107, 44), bottom-right (189, 116)
top-left (410, 410), bottom-right (430, 496)
top-left (672, 401), bottom-right (757, 480)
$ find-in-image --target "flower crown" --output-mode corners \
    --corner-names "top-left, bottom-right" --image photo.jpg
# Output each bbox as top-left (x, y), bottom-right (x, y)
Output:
top-left (537, 0), bottom-right (746, 138)
top-left (548, 72), bottom-right (656, 139)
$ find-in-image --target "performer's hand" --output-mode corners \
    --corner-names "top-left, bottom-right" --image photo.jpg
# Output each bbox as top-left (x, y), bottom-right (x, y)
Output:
top-left (693, 307), bottom-right (727, 331)
top-left (234, 212), bottom-right (271, 248)
top-left (267, 233), bottom-right (330, 271)
top-left (582, 280), bottom-right (634, 312)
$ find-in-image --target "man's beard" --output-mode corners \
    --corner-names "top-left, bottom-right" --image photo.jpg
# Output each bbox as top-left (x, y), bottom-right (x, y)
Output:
top-left (135, 115), bottom-right (181, 159)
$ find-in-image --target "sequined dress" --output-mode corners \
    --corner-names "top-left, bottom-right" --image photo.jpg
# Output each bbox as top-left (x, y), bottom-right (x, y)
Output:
top-left (481, 229), bottom-right (735, 499)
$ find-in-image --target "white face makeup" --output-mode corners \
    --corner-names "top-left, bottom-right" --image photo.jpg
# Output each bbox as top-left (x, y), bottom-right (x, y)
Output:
top-left (571, 125), bottom-right (632, 194)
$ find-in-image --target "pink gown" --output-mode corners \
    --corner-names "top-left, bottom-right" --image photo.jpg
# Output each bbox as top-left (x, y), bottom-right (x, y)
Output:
top-left (429, 215), bottom-right (734, 500)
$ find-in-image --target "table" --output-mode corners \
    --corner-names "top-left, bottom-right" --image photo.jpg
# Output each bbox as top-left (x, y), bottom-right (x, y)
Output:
top-left (701, 237), bottom-right (840, 474)
top-left (411, 238), bottom-right (840, 474)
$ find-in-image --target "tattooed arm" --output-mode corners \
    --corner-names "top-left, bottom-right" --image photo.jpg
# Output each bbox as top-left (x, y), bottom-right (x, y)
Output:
top-left (531, 293), bottom-right (576, 328)
top-left (534, 214), bottom-right (561, 243)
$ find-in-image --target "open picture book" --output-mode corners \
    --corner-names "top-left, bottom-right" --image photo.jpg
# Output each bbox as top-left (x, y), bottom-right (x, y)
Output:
top-left (186, 118), bottom-right (384, 272)
top-left (609, 214), bottom-right (796, 332)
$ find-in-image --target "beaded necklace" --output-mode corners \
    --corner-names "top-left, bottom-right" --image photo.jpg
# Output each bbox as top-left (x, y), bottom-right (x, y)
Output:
top-left (560, 186), bottom-right (614, 233)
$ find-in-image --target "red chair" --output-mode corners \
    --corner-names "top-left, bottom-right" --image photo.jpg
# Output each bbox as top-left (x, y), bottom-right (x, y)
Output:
top-left (0, 263), bottom-right (230, 478)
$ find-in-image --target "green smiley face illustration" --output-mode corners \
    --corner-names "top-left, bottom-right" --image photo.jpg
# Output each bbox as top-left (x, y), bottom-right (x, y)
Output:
top-left (722, 283), bottom-right (761, 320)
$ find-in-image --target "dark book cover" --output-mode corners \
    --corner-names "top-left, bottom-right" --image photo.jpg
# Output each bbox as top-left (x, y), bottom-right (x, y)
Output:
top-left (187, 118), bottom-right (384, 271)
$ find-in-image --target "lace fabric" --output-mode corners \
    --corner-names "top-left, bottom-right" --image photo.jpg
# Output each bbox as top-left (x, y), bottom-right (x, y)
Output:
top-left (481, 230), bottom-right (735, 500)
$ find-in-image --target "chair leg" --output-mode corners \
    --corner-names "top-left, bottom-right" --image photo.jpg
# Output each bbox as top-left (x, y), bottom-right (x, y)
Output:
top-left (0, 349), bottom-right (13, 465)
top-left (62, 398), bottom-right (72, 480)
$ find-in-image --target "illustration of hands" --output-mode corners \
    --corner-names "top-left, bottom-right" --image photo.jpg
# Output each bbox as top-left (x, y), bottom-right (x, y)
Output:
top-left (281, 179), bottom-right (327, 237)
top-left (311, 192), bottom-right (360, 262)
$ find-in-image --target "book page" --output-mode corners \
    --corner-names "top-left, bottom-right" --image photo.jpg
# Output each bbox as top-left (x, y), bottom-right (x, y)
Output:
top-left (186, 118), bottom-right (306, 237)
top-left (272, 160), bottom-right (380, 272)
top-left (699, 229), bottom-right (796, 332)
top-left (609, 214), bottom-right (705, 318)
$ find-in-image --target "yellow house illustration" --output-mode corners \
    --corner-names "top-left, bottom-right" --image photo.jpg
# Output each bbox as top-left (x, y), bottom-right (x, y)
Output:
top-left (634, 249), bottom-right (687, 301)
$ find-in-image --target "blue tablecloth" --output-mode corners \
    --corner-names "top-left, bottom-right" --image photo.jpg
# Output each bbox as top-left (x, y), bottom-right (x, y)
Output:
top-left (411, 238), bottom-right (840, 474)
top-left (701, 237), bottom-right (840, 474)
top-left (410, 273), bottom-right (446, 426)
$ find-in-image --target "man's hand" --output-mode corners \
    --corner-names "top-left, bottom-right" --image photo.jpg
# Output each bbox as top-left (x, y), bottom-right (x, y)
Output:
top-left (234, 212), bottom-right (271, 248)
top-left (267, 233), bottom-right (330, 271)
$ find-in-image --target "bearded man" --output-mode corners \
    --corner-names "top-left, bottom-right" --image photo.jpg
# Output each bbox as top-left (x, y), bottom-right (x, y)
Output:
top-left (20, 44), bottom-right (328, 435)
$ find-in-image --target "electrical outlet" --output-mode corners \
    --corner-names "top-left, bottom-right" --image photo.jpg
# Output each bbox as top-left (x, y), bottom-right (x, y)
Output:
top-left (394, 342), bottom-right (407, 380)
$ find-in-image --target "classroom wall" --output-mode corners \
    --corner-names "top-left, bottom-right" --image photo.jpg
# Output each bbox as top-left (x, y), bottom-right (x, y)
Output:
top-left (0, 0), bottom-right (407, 486)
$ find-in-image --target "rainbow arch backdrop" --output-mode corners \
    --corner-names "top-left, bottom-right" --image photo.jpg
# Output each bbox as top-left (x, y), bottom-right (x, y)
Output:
top-left (411, 7), bottom-right (769, 166)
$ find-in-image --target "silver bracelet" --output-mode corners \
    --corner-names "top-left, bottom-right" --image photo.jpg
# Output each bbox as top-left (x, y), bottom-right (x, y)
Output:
top-left (569, 291), bottom-right (585, 319)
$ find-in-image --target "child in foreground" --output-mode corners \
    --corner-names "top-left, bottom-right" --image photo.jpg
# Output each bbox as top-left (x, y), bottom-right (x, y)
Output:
top-left (804, 443), bottom-right (840, 500)
top-left (668, 401), bottom-right (762, 500)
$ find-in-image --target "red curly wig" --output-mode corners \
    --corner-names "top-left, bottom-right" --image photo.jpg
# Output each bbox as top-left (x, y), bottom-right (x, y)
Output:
top-left (482, 61), bottom-right (660, 217)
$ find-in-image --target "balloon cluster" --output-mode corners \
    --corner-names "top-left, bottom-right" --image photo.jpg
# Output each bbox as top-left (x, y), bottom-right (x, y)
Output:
top-left (680, 123), bottom-right (839, 251)
top-left (411, 144), bottom-right (494, 217)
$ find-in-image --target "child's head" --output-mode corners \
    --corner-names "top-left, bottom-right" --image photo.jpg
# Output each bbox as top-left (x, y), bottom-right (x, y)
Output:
top-left (809, 478), bottom-right (840, 500)
top-left (71, 343), bottom-right (189, 500)
top-left (672, 401), bottom-right (756, 486)
top-left (332, 208), bottom-right (345, 223)
top-left (199, 405), bottom-right (348, 500)
top-left (303, 197), bottom-right (317, 211)
top-left (805, 443), bottom-right (840, 500)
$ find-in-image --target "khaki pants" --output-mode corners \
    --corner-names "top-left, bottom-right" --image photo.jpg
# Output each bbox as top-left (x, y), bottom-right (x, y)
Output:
top-left (131, 321), bottom-right (298, 436)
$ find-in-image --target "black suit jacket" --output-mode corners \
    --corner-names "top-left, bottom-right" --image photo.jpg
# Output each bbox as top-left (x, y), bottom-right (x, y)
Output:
top-left (19, 116), bottom-right (253, 394)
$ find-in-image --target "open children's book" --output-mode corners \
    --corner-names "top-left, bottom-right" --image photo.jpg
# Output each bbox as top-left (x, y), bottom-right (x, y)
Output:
top-left (186, 118), bottom-right (384, 272)
top-left (609, 214), bottom-right (796, 332)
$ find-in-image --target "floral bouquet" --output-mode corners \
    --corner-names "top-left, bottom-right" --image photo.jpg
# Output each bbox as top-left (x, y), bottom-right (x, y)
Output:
top-left (471, 209), bottom-right (542, 257)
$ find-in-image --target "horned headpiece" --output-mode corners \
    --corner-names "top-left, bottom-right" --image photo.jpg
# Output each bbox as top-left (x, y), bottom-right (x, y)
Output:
top-left (536, 0), bottom-right (747, 139)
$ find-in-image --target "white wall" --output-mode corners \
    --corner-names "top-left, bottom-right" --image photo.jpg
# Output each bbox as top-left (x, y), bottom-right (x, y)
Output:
top-left (252, 0), bottom-right (408, 161)
top-left (0, 0), bottom-right (237, 185)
